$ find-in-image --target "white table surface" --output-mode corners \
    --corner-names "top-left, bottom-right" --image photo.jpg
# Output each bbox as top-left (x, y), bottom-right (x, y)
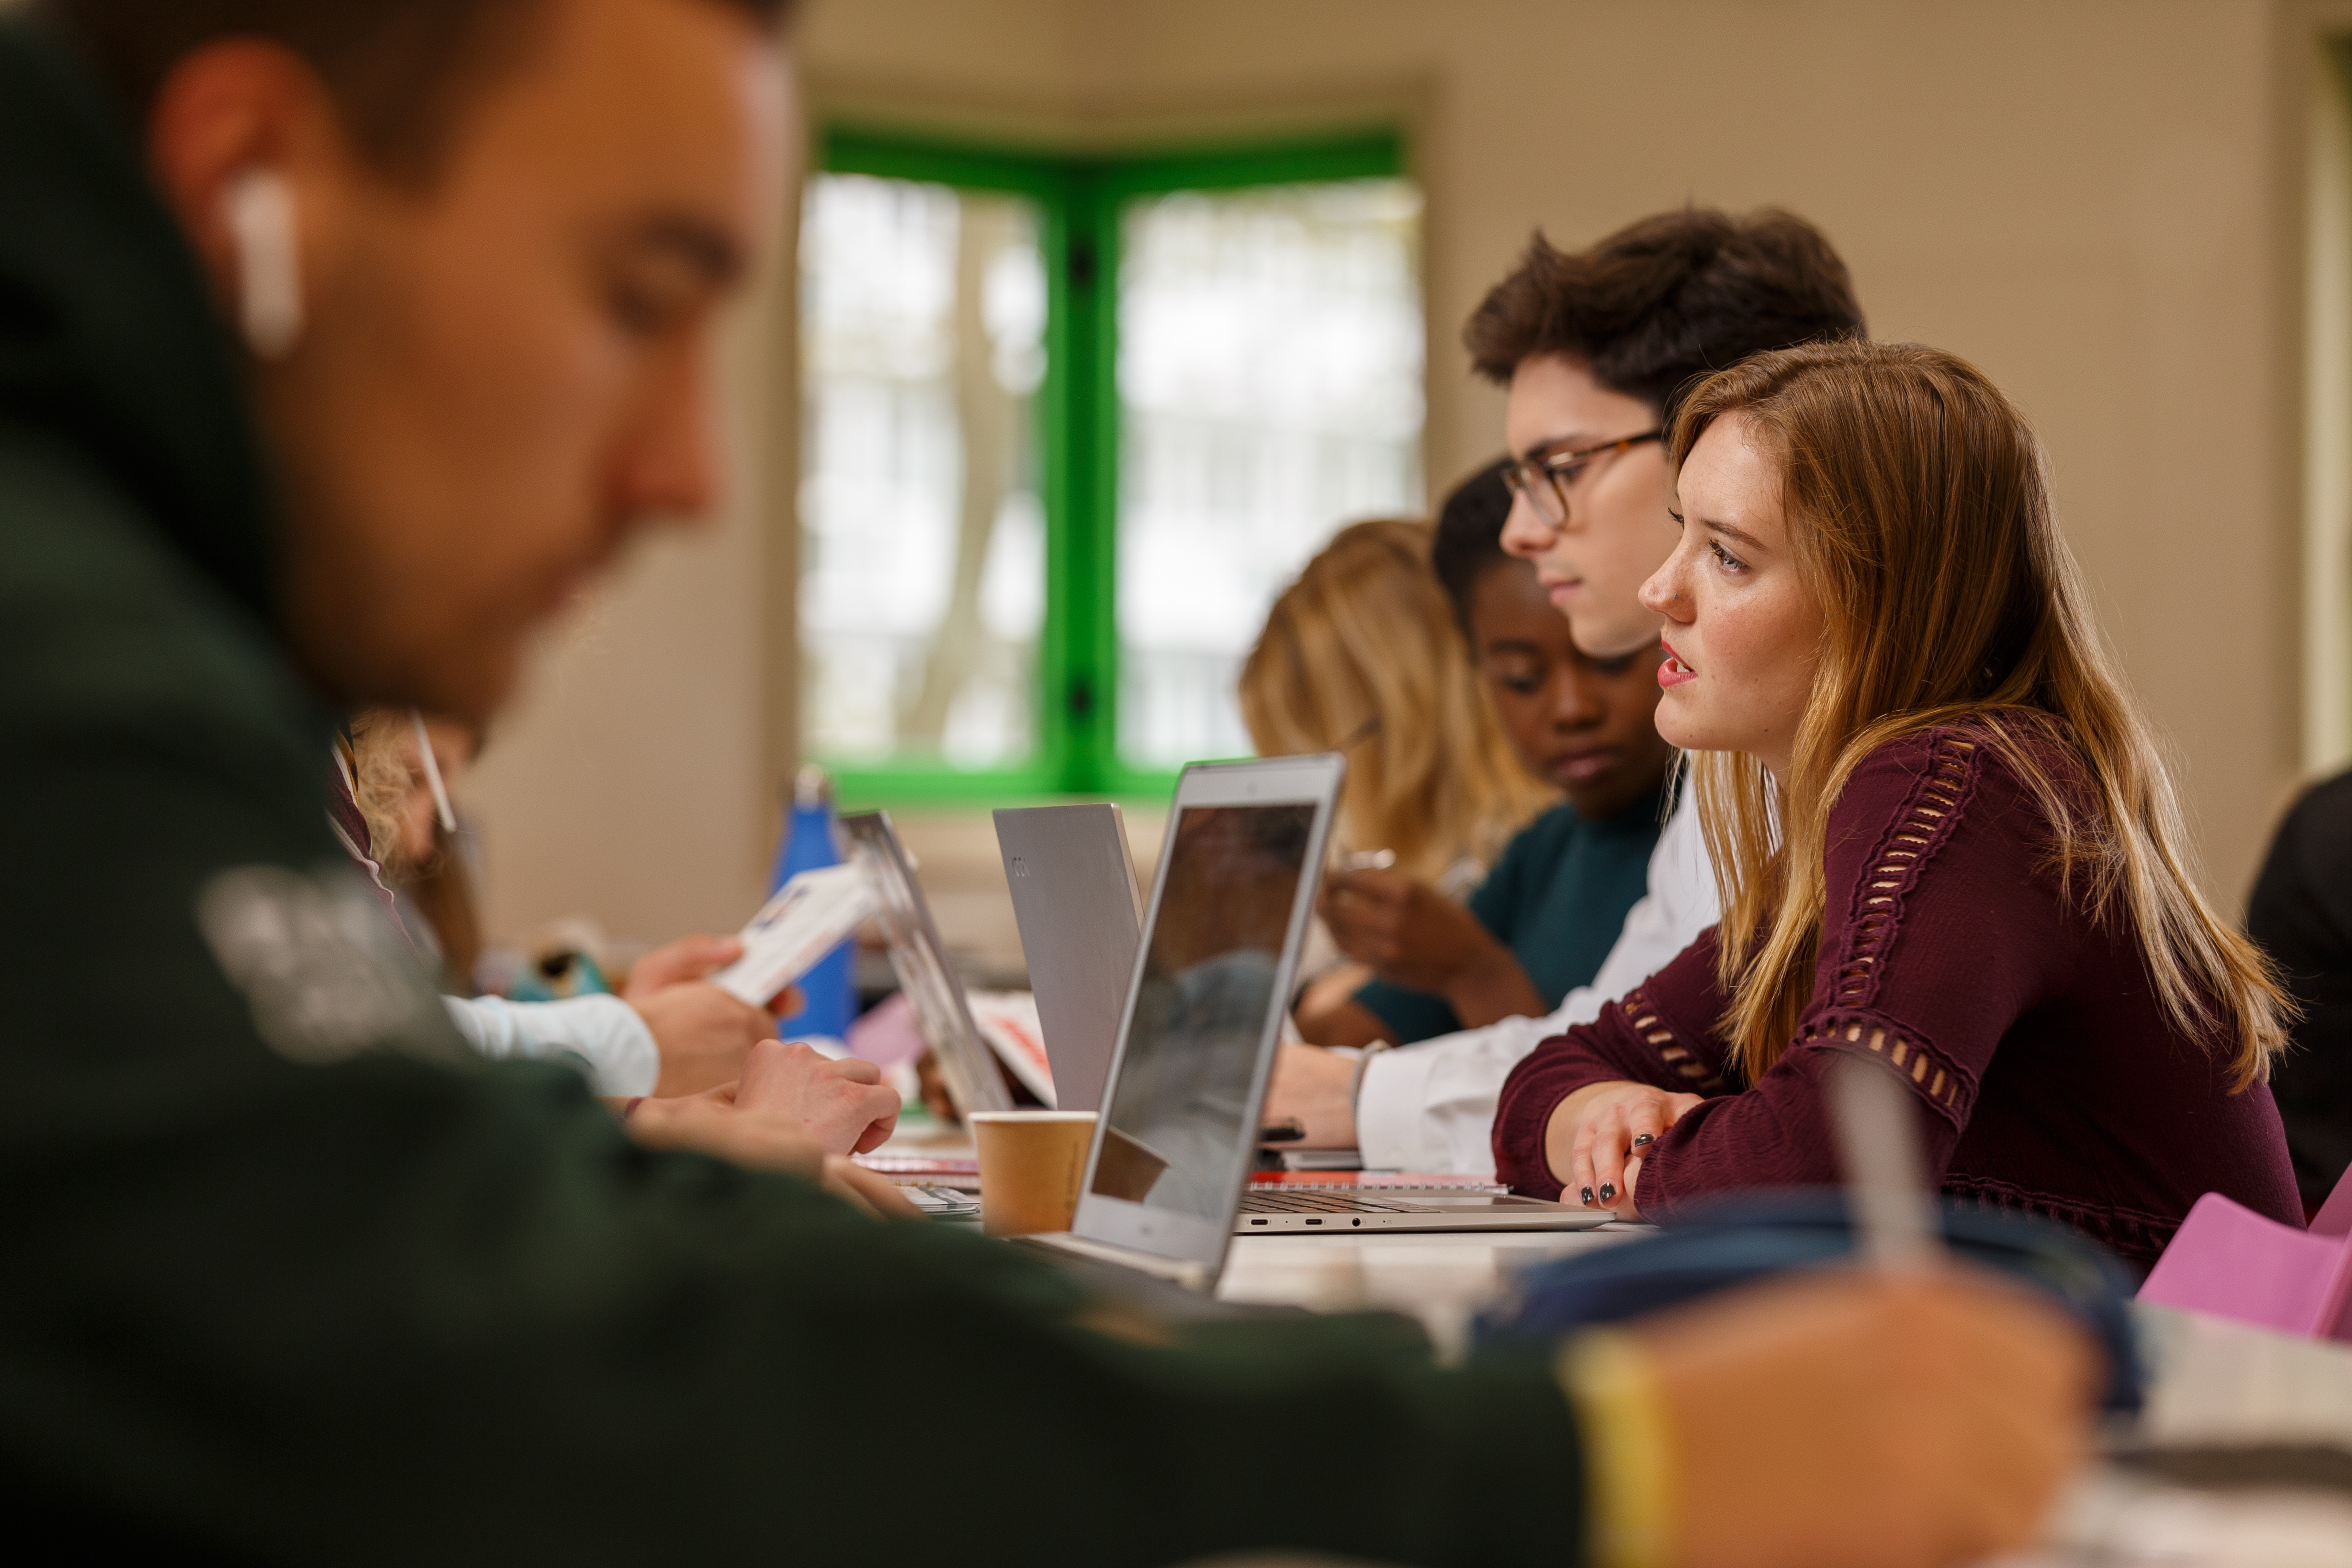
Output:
top-left (878, 1121), bottom-right (2352, 1561)
top-left (1216, 1225), bottom-right (1644, 1360)
top-left (1215, 1234), bottom-right (2352, 1563)
top-left (1226, 1233), bottom-right (2352, 1563)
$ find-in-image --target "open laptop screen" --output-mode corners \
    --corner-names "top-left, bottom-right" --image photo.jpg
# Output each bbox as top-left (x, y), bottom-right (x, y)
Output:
top-left (1088, 802), bottom-right (1315, 1220)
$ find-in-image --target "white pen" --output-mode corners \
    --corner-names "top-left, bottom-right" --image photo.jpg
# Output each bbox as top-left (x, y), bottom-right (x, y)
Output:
top-left (1829, 1050), bottom-right (1945, 1273)
top-left (412, 708), bottom-right (457, 835)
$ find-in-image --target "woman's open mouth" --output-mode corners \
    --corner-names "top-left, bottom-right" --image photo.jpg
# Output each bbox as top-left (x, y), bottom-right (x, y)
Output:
top-left (1658, 639), bottom-right (1698, 689)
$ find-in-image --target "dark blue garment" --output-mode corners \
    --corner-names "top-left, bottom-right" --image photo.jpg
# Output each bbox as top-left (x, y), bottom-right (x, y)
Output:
top-left (1353, 786), bottom-right (1666, 1044)
top-left (1475, 1191), bottom-right (2143, 1411)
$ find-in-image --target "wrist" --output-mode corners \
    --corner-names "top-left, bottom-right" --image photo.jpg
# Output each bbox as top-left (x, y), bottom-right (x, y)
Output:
top-left (1543, 1087), bottom-right (1591, 1186)
top-left (1344, 1040), bottom-right (1390, 1138)
top-left (1421, 920), bottom-right (1503, 988)
top-left (1440, 941), bottom-right (1539, 1026)
top-left (1544, 1080), bottom-right (1627, 1186)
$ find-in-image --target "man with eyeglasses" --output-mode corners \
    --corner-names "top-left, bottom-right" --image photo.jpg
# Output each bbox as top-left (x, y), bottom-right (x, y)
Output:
top-left (1268, 209), bottom-right (1867, 1175)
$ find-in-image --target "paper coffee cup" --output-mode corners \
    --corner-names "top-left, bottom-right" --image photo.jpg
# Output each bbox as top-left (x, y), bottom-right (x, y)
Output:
top-left (970, 1110), bottom-right (1097, 1238)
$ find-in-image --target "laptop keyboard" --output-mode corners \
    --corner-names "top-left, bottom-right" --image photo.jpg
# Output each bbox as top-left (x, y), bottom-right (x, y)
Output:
top-left (1239, 1191), bottom-right (1450, 1215)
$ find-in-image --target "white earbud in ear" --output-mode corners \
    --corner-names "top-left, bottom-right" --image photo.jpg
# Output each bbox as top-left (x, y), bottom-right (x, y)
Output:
top-left (223, 169), bottom-right (304, 360)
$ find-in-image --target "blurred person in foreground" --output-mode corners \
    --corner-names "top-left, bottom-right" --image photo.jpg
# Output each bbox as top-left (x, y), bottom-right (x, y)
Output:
top-left (338, 705), bottom-right (843, 1103)
top-left (0, 1), bottom-right (2093, 1561)
top-left (1279, 475), bottom-right (1675, 1051)
top-left (1267, 210), bottom-right (1866, 1170)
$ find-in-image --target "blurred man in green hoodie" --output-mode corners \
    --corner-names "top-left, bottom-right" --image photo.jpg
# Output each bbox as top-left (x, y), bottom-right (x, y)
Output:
top-left (0, 1), bottom-right (2092, 1562)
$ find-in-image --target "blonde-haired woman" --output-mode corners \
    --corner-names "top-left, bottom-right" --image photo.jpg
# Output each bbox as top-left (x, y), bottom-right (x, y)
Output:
top-left (328, 709), bottom-right (843, 1112)
top-left (338, 706), bottom-right (484, 991)
top-left (1241, 518), bottom-right (1553, 887)
top-left (1495, 341), bottom-right (2298, 1266)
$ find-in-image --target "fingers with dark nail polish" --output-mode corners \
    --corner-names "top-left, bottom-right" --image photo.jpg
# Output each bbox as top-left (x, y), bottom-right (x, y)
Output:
top-left (1580, 1186), bottom-right (1595, 1205)
top-left (1598, 1183), bottom-right (1616, 1203)
top-left (1632, 1133), bottom-right (1654, 1147)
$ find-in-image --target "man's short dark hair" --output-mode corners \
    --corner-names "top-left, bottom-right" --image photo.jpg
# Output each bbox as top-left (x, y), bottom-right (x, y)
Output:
top-left (1429, 458), bottom-right (1514, 641)
top-left (35, 0), bottom-right (791, 182)
top-left (1463, 207), bottom-right (1865, 426)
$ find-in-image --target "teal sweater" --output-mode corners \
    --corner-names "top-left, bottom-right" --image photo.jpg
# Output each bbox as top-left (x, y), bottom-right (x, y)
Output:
top-left (1357, 794), bottom-right (1666, 1043)
top-left (0, 17), bottom-right (1584, 1563)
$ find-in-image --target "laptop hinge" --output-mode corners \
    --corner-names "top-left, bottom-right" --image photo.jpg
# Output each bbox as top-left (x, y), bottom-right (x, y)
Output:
top-left (1019, 1231), bottom-right (1216, 1294)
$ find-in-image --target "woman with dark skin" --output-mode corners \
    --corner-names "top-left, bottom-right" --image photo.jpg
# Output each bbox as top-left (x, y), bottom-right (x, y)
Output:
top-left (1303, 469), bottom-right (1677, 1047)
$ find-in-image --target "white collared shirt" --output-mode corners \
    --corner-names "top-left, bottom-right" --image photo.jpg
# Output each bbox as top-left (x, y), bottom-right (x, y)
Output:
top-left (1352, 784), bottom-right (1720, 1176)
top-left (444, 994), bottom-right (661, 1098)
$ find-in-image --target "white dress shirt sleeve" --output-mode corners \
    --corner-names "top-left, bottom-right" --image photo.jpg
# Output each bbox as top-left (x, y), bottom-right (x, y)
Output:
top-left (1352, 785), bottom-right (1721, 1176)
top-left (442, 994), bottom-right (661, 1098)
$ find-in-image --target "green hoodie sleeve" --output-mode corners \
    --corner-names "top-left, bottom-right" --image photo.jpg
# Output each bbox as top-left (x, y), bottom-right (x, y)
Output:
top-left (0, 429), bottom-right (1590, 1567)
top-left (0, 21), bottom-right (1588, 1558)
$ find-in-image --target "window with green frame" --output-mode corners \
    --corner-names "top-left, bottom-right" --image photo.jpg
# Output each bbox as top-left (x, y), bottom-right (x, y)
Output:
top-left (797, 126), bottom-right (1424, 808)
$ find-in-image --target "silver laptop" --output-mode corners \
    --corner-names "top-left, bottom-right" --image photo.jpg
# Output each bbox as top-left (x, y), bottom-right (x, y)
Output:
top-left (839, 811), bottom-right (1013, 1120)
top-left (1024, 758), bottom-right (1606, 1292)
top-left (992, 804), bottom-right (1143, 1115)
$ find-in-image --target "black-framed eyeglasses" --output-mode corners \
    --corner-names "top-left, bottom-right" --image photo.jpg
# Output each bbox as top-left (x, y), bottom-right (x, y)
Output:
top-left (1501, 429), bottom-right (1664, 526)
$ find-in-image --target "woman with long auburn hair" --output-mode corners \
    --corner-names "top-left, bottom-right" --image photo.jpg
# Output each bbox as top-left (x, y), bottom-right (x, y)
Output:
top-left (1492, 340), bottom-right (2300, 1265)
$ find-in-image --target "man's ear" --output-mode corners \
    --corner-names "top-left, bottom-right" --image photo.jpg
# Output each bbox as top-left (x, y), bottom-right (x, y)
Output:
top-left (143, 41), bottom-right (361, 358)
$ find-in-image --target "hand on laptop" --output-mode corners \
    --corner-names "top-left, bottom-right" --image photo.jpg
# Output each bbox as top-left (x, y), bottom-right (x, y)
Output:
top-left (730, 1039), bottom-right (902, 1154)
top-left (1627, 1269), bottom-right (2095, 1567)
top-left (815, 1156), bottom-right (922, 1220)
top-left (624, 1089), bottom-right (820, 1173)
top-left (1547, 1080), bottom-right (1704, 1218)
top-left (1263, 1041), bottom-right (1359, 1147)
top-left (624, 1093), bottom-right (916, 1219)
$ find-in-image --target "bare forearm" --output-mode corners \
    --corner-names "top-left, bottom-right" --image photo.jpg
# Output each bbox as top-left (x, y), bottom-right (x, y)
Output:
top-left (1441, 946), bottom-right (1545, 1030)
top-left (1297, 999), bottom-right (1396, 1050)
top-left (1263, 1040), bottom-right (1363, 1147)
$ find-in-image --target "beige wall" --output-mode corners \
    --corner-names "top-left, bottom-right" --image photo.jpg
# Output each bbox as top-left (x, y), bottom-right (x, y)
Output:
top-left (469, 0), bottom-right (2351, 954)
top-left (462, 292), bottom-right (787, 947)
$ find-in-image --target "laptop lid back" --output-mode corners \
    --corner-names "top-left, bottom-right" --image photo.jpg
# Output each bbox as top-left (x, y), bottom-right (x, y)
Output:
top-left (993, 804), bottom-right (1142, 1114)
top-left (1068, 755), bottom-right (1345, 1281)
top-left (839, 811), bottom-right (1013, 1119)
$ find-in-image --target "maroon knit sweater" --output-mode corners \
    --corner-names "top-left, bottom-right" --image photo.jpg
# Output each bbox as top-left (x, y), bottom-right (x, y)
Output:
top-left (1493, 727), bottom-right (2301, 1267)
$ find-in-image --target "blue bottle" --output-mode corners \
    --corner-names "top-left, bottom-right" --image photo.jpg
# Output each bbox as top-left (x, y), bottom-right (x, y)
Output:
top-left (769, 763), bottom-right (857, 1044)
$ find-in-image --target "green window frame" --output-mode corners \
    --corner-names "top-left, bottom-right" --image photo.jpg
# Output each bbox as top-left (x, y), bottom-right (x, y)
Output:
top-left (808, 124), bottom-right (1409, 810)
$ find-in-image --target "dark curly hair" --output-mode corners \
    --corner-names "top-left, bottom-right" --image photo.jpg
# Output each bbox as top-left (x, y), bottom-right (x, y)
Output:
top-left (1428, 457), bottom-right (1514, 641)
top-left (1464, 207), bottom-right (1866, 426)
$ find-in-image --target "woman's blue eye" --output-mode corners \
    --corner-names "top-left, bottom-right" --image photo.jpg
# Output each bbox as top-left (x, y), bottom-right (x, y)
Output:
top-left (1708, 539), bottom-right (1748, 573)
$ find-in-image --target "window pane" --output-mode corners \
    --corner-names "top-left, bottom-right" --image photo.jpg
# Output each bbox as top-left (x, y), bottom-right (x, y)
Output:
top-left (799, 174), bottom-right (1048, 771)
top-left (1116, 178), bottom-right (1425, 770)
